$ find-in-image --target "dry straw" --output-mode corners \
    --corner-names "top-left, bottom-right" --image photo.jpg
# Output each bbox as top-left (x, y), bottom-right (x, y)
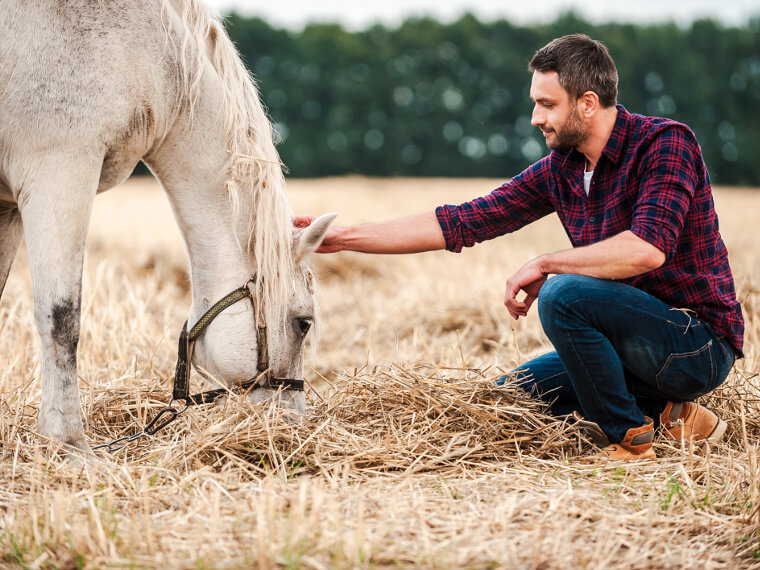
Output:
top-left (2, 361), bottom-right (759, 568)
top-left (85, 364), bottom-right (579, 476)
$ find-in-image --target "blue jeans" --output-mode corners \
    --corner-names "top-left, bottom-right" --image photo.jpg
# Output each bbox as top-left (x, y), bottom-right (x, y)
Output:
top-left (498, 275), bottom-right (735, 443)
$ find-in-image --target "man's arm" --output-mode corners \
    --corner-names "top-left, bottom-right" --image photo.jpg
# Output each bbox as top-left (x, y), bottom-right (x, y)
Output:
top-left (293, 211), bottom-right (446, 254)
top-left (294, 158), bottom-right (555, 256)
top-left (504, 230), bottom-right (666, 319)
top-left (537, 230), bottom-right (666, 278)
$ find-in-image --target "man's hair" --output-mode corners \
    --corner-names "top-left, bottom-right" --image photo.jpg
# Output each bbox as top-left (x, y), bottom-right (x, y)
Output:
top-left (529, 34), bottom-right (618, 108)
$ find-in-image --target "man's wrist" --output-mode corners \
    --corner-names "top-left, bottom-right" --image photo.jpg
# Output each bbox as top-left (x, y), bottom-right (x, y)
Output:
top-left (535, 253), bottom-right (553, 275)
top-left (334, 225), bottom-right (357, 252)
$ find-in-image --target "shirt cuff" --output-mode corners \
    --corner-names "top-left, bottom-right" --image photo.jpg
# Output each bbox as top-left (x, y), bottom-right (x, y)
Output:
top-left (435, 205), bottom-right (462, 252)
top-left (630, 223), bottom-right (672, 258)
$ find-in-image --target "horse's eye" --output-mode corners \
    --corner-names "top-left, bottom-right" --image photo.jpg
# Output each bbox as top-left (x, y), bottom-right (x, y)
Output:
top-left (296, 317), bottom-right (313, 335)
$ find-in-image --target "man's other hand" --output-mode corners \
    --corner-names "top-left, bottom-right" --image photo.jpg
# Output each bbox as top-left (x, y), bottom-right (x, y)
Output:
top-left (504, 258), bottom-right (548, 319)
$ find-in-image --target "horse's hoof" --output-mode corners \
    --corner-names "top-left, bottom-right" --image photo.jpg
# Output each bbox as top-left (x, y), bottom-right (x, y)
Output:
top-left (50, 438), bottom-right (98, 465)
top-left (63, 447), bottom-right (100, 469)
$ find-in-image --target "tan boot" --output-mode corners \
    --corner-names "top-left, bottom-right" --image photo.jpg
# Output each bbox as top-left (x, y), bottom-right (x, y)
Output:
top-left (596, 418), bottom-right (656, 460)
top-left (574, 412), bottom-right (656, 461)
top-left (660, 401), bottom-right (727, 443)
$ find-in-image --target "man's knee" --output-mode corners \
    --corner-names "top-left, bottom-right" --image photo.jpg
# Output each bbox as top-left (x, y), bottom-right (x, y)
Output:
top-left (537, 274), bottom-right (595, 321)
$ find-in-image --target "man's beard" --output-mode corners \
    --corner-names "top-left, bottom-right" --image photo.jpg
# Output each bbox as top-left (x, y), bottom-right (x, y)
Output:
top-left (546, 108), bottom-right (589, 151)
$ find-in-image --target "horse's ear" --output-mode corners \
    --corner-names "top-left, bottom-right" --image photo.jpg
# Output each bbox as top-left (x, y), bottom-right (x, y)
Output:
top-left (294, 213), bottom-right (337, 262)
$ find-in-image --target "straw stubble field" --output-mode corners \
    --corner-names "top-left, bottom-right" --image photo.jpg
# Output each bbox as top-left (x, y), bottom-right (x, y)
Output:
top-left (0, 176), bottom-right (758, 568)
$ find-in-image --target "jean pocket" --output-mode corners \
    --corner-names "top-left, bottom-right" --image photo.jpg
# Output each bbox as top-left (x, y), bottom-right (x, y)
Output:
top-left (655, 339), bottom-right (716, 401)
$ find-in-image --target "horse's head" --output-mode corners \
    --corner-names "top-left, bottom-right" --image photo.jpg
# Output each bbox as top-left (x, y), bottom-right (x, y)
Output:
top-left (188, 213), bottom-right (336, 415)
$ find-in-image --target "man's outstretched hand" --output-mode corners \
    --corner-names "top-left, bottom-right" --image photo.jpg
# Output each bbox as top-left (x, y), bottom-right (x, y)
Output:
top-left (293, 215), bottom-right (343, 253)
top-left (504, 258), bottom-right (548, 319)
top-left (292, 215), bottom-right (315, 230)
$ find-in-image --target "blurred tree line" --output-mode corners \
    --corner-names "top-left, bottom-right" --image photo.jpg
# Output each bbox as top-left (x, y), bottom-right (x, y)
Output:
top-left (197, 12), bottom-right (760, 183)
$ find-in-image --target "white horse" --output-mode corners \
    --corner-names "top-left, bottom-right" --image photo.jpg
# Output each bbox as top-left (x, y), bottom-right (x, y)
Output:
top-left (0, 0), bottom-right (335, 453)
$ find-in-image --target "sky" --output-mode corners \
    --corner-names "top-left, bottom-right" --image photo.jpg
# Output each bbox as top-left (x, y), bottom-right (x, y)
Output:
top-left (203, 0), bottom-right (759, 30)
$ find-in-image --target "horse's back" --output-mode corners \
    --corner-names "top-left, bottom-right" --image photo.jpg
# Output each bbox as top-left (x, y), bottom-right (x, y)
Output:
top-left (0, 0), bottom-right (183, 193)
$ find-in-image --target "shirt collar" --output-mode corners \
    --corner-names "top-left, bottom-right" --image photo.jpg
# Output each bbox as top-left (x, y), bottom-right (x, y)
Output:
top-left (602, 104), bottom-right (629, 165)
top-left (555, 104), bottom-right (630, 172)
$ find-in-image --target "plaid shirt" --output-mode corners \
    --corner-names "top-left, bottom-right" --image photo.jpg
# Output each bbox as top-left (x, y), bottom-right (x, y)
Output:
top-left (436, 105), bottom-right (744, 355)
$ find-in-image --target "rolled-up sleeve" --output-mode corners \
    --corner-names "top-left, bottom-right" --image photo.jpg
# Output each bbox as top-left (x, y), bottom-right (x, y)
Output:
top-left (630, 126), bottom-right (699, 259)
top-left (435, 157), bottom-right (555, 252)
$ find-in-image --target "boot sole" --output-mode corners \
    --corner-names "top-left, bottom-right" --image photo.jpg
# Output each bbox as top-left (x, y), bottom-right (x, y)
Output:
top-left (706, 418), bottom-right (728, 443)
top-left (589, 450), bottom-right (657, 463)
top-left (662, 417), bottom-right (729, 444)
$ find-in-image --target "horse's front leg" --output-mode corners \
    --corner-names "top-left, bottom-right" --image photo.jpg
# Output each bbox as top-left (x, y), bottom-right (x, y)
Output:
top-left (18, 164), bottom-right (98, 454)
top-left (0, 205), bottom-right (24, 300)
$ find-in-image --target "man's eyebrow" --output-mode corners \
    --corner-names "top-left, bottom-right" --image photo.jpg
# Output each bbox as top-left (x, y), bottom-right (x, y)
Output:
top-left (531, 96), bottom-right (557, 104)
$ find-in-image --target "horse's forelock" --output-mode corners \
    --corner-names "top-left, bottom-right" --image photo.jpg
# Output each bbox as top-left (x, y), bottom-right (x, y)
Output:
top-left (168, 0), bottom-right (295, 330)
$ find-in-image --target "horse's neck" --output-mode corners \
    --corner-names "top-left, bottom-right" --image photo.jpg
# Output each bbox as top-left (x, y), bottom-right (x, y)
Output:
top-left (145, 85), bottom-right (251, 319)
top-left (166, 174), bottom-right (249, 309)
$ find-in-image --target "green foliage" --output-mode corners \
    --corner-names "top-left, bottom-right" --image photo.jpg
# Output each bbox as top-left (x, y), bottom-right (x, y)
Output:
top-left (660, 474), bottom-right (686, 510)
top-left (218, 12), bottom-right (760, 184)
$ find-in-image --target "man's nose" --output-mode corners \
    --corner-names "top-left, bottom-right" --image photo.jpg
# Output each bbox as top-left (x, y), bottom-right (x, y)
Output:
top-left (531, 105), bottom-right (543, 127)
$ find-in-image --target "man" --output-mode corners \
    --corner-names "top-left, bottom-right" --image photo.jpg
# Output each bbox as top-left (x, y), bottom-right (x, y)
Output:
top-left (295, 34), bottom-right (744, 461)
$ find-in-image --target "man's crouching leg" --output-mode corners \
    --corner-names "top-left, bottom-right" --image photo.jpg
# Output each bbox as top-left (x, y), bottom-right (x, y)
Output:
top-left (531, 274), bottom-right (733, 460)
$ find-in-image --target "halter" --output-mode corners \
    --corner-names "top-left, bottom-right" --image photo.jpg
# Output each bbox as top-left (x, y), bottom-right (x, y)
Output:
top-left (173, 277), bottom-right (304, 406)
top-left (93, 276), bottom-right (304, 453)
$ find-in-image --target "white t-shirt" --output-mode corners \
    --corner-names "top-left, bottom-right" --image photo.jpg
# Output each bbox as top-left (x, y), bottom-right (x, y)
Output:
top-left (584, 169), bottom-right (594, 196)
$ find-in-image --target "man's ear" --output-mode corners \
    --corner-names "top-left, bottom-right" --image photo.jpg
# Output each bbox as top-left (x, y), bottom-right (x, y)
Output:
top-left (294, 213), bottom-right (338, 261)
top-left (579, 90), bottom-right (599, 117)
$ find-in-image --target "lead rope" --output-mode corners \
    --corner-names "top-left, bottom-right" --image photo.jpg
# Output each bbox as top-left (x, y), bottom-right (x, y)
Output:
top-left (93, 278), bottom-right (303, 454)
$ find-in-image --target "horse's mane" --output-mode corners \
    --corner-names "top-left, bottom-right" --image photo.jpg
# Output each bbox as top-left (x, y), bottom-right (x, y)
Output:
top-left (164, 0), bottom-right (295, 327)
